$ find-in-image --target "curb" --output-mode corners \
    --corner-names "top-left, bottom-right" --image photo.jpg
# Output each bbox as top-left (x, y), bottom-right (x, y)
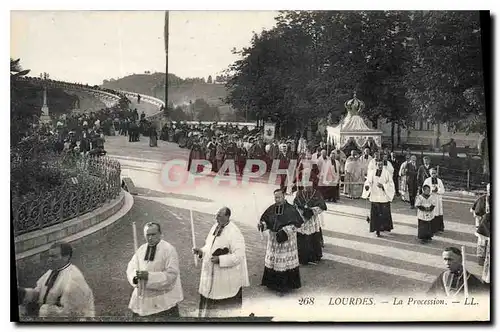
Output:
top-left (15, 190), bottom-right (134, 265)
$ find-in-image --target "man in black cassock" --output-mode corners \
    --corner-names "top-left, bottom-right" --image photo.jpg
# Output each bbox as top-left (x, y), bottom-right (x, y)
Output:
top-left (405, 155), bottom-right (418, 209)
top-left (294, 184), bottom-right (327, 265)
top-left (259, 189), bottom-right (303, 294)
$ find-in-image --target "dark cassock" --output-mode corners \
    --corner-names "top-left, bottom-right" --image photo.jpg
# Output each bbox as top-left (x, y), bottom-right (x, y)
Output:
top-left (236, 144), bottom-right (247, 177)
top-left (471, 191), bottom-right (490, 266)
top-left (206, 140), bottom-right (217, 172)
top-left (278, 151), bottom-right (291, 194)
top-left (149, 127), bottom-right (158, 147)
top-left (259, 192), bottom-right (304, 293)
top-left (405, 160), bottom-right (418, 208)
top-left (224, 142), bottom-right (238, 175)
top-left (417, 163), bottom-right (431, 193)
top-left (415, 186), bottom-right (436, 243)
top-left (423, 175), bottom-right (445, 234)
top-left (362, 162), bottom-right (395, 237)
top-left (187, 140), bottom-right (205, 173)
top-left (477, 213), bottom-right (490, 283)
top-left (294, 186), bottom-right (327, 265)
top-left (294, 160), bottom-right (320, 192)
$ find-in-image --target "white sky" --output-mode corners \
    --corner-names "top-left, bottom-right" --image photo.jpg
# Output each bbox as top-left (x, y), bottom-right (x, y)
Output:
top-left (10, 10), bottom-right (278, 85)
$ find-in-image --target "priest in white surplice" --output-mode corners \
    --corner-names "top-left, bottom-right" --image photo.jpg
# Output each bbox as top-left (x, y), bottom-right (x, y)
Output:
top-left (423, 168), bottom-right (446, 234)
top-left (359, 148), bottom-right (373, 176)
top-left (18, 242), bottom-right (95, 318)
top-left (193, 207), bottom-right (249, 317)
top-left (362, 159), bottom-right (395, 237)
top-left (127, 222), bottom-right (184, 318)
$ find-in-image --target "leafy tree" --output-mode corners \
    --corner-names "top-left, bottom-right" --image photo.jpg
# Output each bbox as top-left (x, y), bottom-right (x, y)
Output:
top-left (193, 98), bottom-right (220, 121)
top-left (402, 11), bottom-right (488, 173)
top-left (225, 11), bottom-right (415, 139)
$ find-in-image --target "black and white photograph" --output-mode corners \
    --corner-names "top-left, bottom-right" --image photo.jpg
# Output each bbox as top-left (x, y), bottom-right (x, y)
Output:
top-left (10, 8), bottom-right (491, 322)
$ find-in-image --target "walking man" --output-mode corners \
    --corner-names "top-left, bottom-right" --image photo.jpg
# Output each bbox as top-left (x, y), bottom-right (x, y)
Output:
top-left (362, 159), bottom-right (395, 237)
top-left (126, 222), bottom-right (184, 319)
top-left (18, 242), bottom-right (95, 318)
top-left (193, 207), bottom-right (249, 317)
top-left (259, 189), bottom-right (303, 295)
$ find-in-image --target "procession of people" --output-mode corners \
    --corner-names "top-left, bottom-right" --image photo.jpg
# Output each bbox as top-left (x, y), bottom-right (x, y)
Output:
top-left (16, 106), bottom-right (491, 320)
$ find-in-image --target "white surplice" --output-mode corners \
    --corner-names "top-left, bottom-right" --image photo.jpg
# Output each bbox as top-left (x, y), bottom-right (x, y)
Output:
top-left (423, 177), bottom-right (445, 216)
top-left (360, 155), bottom-right (373, 175)
top-left (362, 168), bottom-right (395, 203)
top-left (24, 264), bottom-right (95, 317)
top-left (319, 158), bottom-right (340, 187)
top-left (198, 222), bottom-right (250, 300)
top-left (368, 159), bottom-right (394, 176)
top-left (126, 239), bottom-right (184, 316)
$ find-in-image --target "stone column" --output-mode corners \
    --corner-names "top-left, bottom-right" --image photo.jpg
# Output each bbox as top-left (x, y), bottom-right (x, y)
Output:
top-left (39, 87), bottom-right (51, 124)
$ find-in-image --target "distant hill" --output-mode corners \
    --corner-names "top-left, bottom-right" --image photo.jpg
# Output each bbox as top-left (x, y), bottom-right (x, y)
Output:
top-left (101, 73), bottom-right (231, 109)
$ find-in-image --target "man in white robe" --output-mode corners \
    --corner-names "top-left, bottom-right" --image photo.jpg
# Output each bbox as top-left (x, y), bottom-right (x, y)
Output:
top-left (360, 148), bottom-right (373, 176)
top-left (320, 152), bottom-right (341, 202)
top-left (127, 222), bottom-right (183, 319)
top-left (362, 160), bottom-right (395, 237)
top-left (398, 154), bottom-right (411, 201)
top-left (423, 168), bottom-right (445, 234)
top-left (19, 242), bottom-right (95, 318)
top-left (193, 207), bottom-right (249, 317)
top-left (382, 153), bottom-right (394, 176)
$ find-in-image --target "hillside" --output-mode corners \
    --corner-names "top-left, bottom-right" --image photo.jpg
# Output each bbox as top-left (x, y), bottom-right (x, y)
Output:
top-left (101, 73), bottom-right (231, 109)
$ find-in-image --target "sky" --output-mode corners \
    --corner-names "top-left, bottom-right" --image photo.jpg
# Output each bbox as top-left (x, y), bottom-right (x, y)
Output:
top-left (10, 11), bottom-right (278, 85)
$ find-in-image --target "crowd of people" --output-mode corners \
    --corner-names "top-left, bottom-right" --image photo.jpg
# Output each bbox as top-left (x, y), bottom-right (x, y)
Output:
top-left (30, 103), bottom-right (161, 155)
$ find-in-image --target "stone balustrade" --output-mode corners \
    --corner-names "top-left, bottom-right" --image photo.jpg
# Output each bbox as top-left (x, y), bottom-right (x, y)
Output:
top-left (21, 77), bottom-right (123, 109)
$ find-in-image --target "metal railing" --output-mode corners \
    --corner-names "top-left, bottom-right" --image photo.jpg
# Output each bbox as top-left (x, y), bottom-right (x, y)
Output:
top-left (436, 165), bottom-right (489, 191)
top-left (12, 154), bottom-right (122, 236)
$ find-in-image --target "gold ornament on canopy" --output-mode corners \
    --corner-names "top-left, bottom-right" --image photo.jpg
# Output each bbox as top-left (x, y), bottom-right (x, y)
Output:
top-left (344, 91), bottom-right (365, 116)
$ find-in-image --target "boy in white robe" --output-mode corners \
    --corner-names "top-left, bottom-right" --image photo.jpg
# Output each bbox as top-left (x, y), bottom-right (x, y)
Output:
top-left (423, 168), bottom-right (445, 234)
top-left (127, 222), bottom-right (183, 318)
top-left (193, 207), bottom-right (249, 318)
top-left (19, 242), bottom-right (95, 318)
top-left (362, 160), bottom-right (395, 237)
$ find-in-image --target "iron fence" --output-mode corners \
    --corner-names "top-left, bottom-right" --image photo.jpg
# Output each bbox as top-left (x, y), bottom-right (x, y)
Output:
top-left (12, 154), bottom-right (121, 236)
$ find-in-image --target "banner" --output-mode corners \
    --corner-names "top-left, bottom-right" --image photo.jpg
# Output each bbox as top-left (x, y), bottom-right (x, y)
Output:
top-left (263, 123), bottom-right (276, 142)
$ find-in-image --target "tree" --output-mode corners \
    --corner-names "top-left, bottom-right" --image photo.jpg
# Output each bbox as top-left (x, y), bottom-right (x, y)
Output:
top-left (165, 103), bottom-right (189, 121)
top-left (225, 11), bottom-right (414, 138)
top-left (11, 58), bottom-right (37, 145)
top-left (193, 98), bottom-right (220, 121)
top-left (402, 11), bottom-right (488, 173)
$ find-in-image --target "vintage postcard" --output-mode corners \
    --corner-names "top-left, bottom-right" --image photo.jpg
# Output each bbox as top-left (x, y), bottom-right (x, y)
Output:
top-left (10, 10), bottom-right (491, 322)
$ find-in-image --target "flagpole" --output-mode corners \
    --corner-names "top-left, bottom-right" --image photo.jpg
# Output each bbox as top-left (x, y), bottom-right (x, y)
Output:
top-left (164, 11), bottom-right (169, 110)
